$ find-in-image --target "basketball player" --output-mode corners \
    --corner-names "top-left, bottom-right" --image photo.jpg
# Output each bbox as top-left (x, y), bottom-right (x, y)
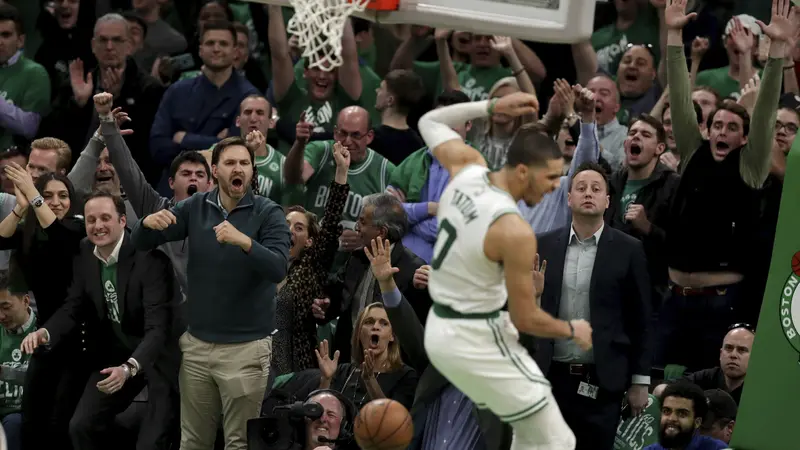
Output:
top-left (419, 91), bottom-right (592, 449)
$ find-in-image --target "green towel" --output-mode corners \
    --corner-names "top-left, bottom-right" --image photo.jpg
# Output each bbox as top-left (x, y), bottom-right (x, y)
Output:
top-left (388, 146), bottom-right (431, 203)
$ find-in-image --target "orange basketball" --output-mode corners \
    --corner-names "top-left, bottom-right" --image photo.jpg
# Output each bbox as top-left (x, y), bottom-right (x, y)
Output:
top-left (353, 399), bottom-right (413, 450)
top-left (793, 251), bottom-right (800, 277)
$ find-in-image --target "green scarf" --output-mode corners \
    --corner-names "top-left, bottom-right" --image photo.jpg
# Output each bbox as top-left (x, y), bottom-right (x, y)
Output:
top-left (388, 146), bottom-right (431, 203)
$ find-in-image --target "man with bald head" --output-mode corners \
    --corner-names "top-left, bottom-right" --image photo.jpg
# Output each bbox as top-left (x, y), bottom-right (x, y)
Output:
top-left (587, 75), bottom-right (628, 169)
top-left (285, 105), bottom-right (395, 253)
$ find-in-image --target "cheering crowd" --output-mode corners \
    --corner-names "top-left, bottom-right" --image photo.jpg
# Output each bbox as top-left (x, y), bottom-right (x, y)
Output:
top-left (0, 0), bottom-right (794, 449)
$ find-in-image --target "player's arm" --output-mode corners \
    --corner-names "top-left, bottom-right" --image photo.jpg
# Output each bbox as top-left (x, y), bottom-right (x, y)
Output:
top-left (418, 92), bottom-right (539, 178)
top-left (487, 214), bottom-right (592, 345)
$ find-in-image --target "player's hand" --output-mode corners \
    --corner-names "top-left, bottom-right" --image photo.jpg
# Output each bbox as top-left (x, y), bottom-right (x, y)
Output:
top-left (532, 253), bottom-right (547, 301)
top-left (315, 339), bottom-right (339, 381)
top-left (365, 238), bottom-right (399, 283)
top-left (492, 92), bottom-right (539, 118)
top-left (97, 366), bottom-right (128, 395)
top-left (214, 220), bottom-right (251, 249)
top-left (413, 265), bottom-right (431, 290)
top-left (339, 229), bottom-right (361, 252)
top-left (296, 112), bottom-right (313, 146)
top-left (312, 298), bottom-right (330, 320)
top-left (143, 210), bottom-right (177, 230)
top-left (570, 319), bottom-right (593, 351)
top-left (21, 329), bottom-right (49, 354)
top-left (664, 0), bottom-right (697, 30)
top-left (627, 384), bottom-right (649, 416)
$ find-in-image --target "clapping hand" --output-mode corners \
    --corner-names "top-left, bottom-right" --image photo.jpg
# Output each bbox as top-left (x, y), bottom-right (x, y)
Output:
top-left (361, 349), bottom-right (376, 380)
top-left (4, 162), bottom-right (38, 201)
top-left (547, 79), bottom-right (573, 118)
top-left (69, 58), bottom-right (93, 107)
top-left (532, 253), bottom-right (547, 302)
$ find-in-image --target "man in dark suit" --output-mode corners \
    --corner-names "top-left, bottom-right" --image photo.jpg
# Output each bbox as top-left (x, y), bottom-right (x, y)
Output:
top-left (21, 191), bottom-right (179, 450)
top-left (535, 162), bottom-right (653, 450)
top-left (318, 193), bottom-right (431, 363)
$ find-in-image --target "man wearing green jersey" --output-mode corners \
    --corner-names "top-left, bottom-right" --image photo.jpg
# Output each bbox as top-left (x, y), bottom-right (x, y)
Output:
top-left (285, 106), bottom-right (394, 253)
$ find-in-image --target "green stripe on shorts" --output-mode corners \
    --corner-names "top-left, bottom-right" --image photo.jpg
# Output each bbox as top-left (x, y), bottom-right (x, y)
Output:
top-left (499, 397), bottom-right (549, 423)
top-left (487, 320), bottom-right (551, 387)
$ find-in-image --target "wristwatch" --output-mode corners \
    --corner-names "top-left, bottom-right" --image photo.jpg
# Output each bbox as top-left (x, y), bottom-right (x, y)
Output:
top-left (31, 196), bottom-right (44, 208)
top-left (123, 359), bottom-right (139, 377)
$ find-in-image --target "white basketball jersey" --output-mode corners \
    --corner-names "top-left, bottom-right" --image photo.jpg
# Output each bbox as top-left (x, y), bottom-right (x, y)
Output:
top-left (428, 164), bottom-right (521, 314)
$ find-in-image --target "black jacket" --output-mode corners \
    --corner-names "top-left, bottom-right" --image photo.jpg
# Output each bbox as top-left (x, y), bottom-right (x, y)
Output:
top-left (535, 226), bottom-right (653, 393)
top-left (324, 241), bottom-right (431, 364)
top-left (40, 58), bottom-right (165, 185)
top-left (45, 233), bottom-right (179, 374)
top-left (605, 163), bottom-right (680, 307)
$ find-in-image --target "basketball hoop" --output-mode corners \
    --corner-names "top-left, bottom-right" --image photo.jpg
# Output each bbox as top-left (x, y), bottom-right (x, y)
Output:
top-left (286, 0), bottom-right (372, 71)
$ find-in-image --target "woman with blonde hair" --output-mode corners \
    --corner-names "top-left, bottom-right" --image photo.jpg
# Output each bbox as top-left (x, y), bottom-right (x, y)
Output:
top-left (316, 302), bottom-right (418, 412)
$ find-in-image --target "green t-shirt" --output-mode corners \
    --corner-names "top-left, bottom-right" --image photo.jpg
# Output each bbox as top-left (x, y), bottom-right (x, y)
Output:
top-left (0, 55), bottom-right (51, 151)
top-left (256, 145), bottom-right (304, 205)
top-left (277, 79), bottom-right (360, 139)
top-left (614, 394), bottom-right (660, 449)
top-left (695, 66), bottom-right (764, 100)
top-left (304, 140), bottom-right (395, 228)
top-left (591, 9), bottom-right (661, 76)
top-left (620, 178), bottom-right (649, 220)
top-left (412, 60), bottom-right (512, 101)
top-left (0, 311), bottom-right (36, 415)
top-left (292, 59), bottom-right (382, 127)
top-left (101, 262), bottom-right (137, 352)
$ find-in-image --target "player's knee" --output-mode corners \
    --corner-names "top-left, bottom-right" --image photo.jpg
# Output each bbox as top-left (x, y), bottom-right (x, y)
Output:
top-left (510, 402), bottom-right (576, 450)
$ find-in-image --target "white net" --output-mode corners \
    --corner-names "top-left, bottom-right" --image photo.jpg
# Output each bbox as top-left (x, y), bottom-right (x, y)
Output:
top-left (286, 0), bottom-right (371, 71)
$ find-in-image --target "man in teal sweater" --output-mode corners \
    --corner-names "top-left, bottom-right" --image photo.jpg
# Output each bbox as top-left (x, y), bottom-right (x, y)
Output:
top-left (132, 136), bottom-right (291, 450)
top-left (0, 270), bottom-right (36, 450)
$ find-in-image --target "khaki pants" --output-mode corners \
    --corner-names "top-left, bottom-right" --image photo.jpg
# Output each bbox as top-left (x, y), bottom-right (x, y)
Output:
top-left (178, 332), bottom-right (272, 450)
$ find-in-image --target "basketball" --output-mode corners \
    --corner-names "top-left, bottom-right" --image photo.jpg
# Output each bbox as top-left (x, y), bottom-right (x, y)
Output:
top-left (353, 399), bottom-right (413, 450)
top-left (793, 251), bottom-right (800, 277)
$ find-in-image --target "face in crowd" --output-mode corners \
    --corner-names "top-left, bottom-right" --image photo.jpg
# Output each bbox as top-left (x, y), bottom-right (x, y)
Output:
top-left (304, 60), bottom-right (337, 102)
top-left (94, 148), bottom-right (120, 194)
top-left (358, 304), bottom-right (395, 362)
top-left (719, 327), bottom-right (753, 382)
top-left (42, 177), bottom-right (71, 221)
top-left (774, 107), bottom-right (800, 155)
top-left (236, 96), bottom-right (272, 137)
top-left (624, 119), bottom-right (665, 170)
top-left (708, 107), bottom-right (747, 162)
top-left (85, 195), bottom-right (126, 250)
top-left (659, 395), bottom-right (703, 449)
top-left (0, 288), bottom-right (29, 332)
top-left (617, 45), bottom-right (656, 99)
top-left (0, 16), bottom-right (22, 66)
top-left (92, 18), bottom-right (131, 70)
top-left (568, 169), bottom-right (610, 218)
top-left (587, 76), bottom-right (620, 126)
top-left (54, 0), bottom-right (80, 30)
top-left (213, 144), bottom-right (253, 201)
top-left (334, 107), bottom-right (373, 164)
top-left (199, 28), bottom-right (235, 72)
top-left (304, 392), bottom-right (344, 448)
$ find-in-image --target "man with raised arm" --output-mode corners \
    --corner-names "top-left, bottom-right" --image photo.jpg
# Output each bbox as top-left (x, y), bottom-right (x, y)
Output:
top-left (419, 92), bottom-right (592, 450)
top-left (658, 0), bottom-right (790, 372)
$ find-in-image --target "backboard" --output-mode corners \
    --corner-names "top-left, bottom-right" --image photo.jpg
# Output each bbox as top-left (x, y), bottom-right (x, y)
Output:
top-left (247, 0), bottom-right (597, 44)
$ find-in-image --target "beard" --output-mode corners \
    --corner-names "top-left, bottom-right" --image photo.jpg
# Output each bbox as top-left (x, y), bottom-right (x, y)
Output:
top-left (659, 424), bottom-right (695, 449)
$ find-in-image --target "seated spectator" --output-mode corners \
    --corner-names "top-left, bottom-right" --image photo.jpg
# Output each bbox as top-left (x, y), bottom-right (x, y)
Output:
top-left (302, 390), bottom-right (355, 450)
top-left (645, 382), bottom-right (728, 450)
top-left (389, 90), bottom-right (471, 263)
top-left (272, 142), bottom-right (350, 376)
top-left (149, 19), bottom-right (258, 195)
top-left (367, 237), bottom-right (494, 449)
top-left (21, 191), bottom-right (178, 450)
top-left (699, 389), bottom-right (738, 444)
top-left (0, 4), bottom-right (50, 152)
top-left (42, 13), bottom-right (164, 186)
top-left (132, 0), bottom-right (187, 72)
top-left (316, 303), bottom-right (419, 414)
top-left (654, 324), bottom-right (754, 405)
top-left (317, 193), bottom-right (429, 363)
top-left (370, 69), bottom-right (425, 165)
top-left (0, 270), bottom-right (36, 450)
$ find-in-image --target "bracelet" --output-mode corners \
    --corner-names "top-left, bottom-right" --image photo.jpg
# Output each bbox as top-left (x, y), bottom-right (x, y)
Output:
top-left (784, 65), bottom-right (795, 70)
top-left (567, 320), bottom-right (575, 340)
top-left (512, 67), bottom-right (525, 77)
top-left (11, 209), bottom-right (20, 219)
top-left (487, 98), bottom-right (499, 116)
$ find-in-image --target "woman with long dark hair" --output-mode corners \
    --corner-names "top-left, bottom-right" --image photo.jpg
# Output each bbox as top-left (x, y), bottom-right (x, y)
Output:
top-left (0, 166), bottom-right (87, 449)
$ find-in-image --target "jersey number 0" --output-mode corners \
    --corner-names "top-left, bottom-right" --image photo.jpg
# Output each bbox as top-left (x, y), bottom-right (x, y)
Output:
top-left (431, 219), bottom-right (457, 270)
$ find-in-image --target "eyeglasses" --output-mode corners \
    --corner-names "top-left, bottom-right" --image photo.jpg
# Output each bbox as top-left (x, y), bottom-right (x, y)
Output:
top-left (775, 120), bottom-right (799, 134)
top-left (334, 128), bottom-right (368, 140)
top-left (727, 322), bottom-right (755, 333)
top-left (626, 43), bottom-right (656, 58)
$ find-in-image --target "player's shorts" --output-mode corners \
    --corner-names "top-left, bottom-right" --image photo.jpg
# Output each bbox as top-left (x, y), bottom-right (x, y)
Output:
top-left (424, 304), bottom-right (552, 423)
